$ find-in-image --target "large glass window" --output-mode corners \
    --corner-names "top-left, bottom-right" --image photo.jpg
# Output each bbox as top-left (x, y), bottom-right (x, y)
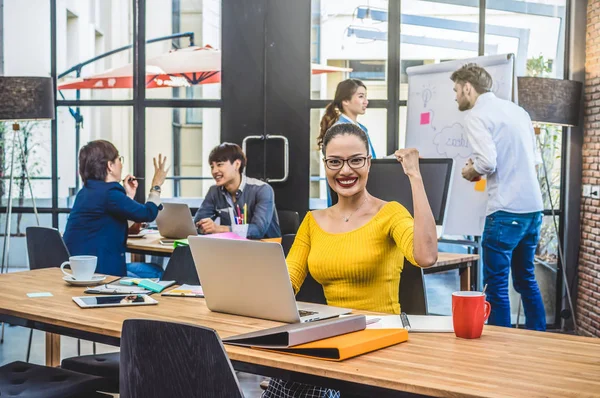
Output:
top-left (0, 121), bottom-right (52, 208)
top-left (145, 107), bottom-right (220, 205)
top-left (146, 0), bottom-right (222, 100)
top-left (0, 0), bottom-right (52, 208)
top-left (0, 214), bottom-right (53, 270)
top-left (56, 1), bottom-right (134, 100)
top-left (57, 106), bottom-right (133, 208)
top-left (399, 0), bottom-right (480, 102)
top-left (310, 0), bottom-right (389, 100)
top-left (485, 0), bottom-right (567, 327)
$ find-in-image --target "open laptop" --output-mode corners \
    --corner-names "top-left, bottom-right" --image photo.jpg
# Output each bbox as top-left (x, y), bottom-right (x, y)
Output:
top-left (188, 236), bottom-right (351, 323)
top-left (155, 203), bottom-right (199, 239)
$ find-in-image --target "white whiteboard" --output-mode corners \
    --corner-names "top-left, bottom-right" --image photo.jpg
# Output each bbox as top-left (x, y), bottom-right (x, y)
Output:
top-left (405, 54), bottom-right (515, 236)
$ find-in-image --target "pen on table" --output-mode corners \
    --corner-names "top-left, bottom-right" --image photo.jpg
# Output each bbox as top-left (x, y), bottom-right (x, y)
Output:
top-left (366, 317), bottom-right (381, 325)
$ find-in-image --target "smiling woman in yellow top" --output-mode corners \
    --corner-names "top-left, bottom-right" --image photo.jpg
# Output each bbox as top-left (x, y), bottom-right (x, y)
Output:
top-left (286, 123), bottom-right (439, 315)
top-left (265, 123), bottom-right (439, 398)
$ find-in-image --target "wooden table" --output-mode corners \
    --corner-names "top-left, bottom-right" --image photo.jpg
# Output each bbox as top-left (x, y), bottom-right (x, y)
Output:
top-left (127, 234), bottom-right (478, 291)
top-left (1, 269), bottom-right (599, 398)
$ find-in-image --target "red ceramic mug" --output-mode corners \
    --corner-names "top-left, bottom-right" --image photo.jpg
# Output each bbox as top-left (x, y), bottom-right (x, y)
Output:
top-left (452, 291), bottom-right (491, 339)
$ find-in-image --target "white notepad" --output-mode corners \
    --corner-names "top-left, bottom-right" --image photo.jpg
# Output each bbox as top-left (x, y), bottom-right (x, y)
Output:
top-left (366, 315), bottom-right (454, 333)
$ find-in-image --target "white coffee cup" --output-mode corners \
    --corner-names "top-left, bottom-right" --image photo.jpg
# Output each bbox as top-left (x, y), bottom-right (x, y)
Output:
top-left (60, 255), bottom-right (97, 281)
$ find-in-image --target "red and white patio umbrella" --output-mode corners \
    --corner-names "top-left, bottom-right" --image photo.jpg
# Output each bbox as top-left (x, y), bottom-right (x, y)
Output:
top-left (57, 45), bottom-right (352, 90)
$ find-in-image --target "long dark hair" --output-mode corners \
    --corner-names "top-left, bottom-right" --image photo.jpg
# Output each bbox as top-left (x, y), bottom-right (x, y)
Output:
top-left (318, 79), bottom-right (366, 148)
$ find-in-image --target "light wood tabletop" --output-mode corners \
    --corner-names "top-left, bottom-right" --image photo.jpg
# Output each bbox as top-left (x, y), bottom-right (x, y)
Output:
top-left (1, 268), bottom-right (598, 398)
top-left (127, 232), bottom-right (173, 254)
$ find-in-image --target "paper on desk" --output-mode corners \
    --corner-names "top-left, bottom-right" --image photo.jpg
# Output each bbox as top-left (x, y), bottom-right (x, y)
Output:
top-left (366, 315), bottom-right (454, 332)
top-left (85, 278), bottom-right (174, 295)
top-left (162, 284), bottom-right (204, 297)
top-left (27, 292), bottom-right (53, 298)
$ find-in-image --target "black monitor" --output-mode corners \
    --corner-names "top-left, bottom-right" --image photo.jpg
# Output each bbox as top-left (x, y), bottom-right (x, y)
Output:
top-left (330, 158), bottom-right (453, 225)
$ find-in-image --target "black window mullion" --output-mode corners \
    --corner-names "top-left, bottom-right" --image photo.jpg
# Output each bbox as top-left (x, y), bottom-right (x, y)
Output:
top-left (57, 100), bottom-right (136, 107)
top-left (51, 0), bottom-right (58, 228)
top-left (387, 0), bottom-right (401, 153)
top-left (479, 0), bottom-right (486, 56)
top-left (133, 0), bottom-right (146, 201)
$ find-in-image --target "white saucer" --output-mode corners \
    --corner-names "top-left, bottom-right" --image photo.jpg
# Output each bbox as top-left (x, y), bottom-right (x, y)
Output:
top-left (63, 275), bottom-right (106, 286)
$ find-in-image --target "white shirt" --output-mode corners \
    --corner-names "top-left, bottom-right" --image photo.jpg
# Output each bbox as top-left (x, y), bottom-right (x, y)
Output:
top-left (465, 92), bottom-right (543, 215)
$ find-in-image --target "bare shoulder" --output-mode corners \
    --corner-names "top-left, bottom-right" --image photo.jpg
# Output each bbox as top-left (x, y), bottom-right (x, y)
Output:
top-left (310, 208), bottom-right (331, 225)
top-left (371, 197), bottom-right (389, 212)
top-left (360, 197), bottom-right (390, 218)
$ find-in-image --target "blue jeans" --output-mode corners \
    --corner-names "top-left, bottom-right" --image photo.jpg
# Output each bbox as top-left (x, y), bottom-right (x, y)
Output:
top-left (482, 211), bottom-right (546, 331)
top-left (126, 262), bottom-right (164, 279)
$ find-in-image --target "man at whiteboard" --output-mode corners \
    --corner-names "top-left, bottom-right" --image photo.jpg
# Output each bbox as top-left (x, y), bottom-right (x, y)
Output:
top-left (451, 63), bottom-right (546, 331)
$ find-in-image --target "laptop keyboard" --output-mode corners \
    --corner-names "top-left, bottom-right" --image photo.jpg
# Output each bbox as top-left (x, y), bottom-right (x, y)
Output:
top-left (298, 309), bottom-right (319, 317)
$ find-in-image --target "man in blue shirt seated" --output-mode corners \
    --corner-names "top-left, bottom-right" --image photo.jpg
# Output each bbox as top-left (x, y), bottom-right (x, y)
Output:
top-left (193, 143), bottom-right (281, 239)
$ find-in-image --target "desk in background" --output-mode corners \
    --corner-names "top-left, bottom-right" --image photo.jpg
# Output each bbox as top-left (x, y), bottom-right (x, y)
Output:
top-left (0, 268), bottom-right (599, 398)
top-left (127, 234), bottom-right (477, 291)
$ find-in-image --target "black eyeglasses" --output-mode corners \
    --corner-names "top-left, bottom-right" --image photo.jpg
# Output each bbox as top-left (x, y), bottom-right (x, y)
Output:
top-left (323, 156), bottom-right (370, 170)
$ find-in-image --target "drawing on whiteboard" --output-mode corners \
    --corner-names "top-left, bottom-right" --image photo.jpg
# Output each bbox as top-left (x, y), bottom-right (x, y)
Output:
top-left (432, 122), bottom-right (472, 159)
top-left (422, 86), bottom-right (433, 107)
top-left (411, 84), bottom-right (436, 108)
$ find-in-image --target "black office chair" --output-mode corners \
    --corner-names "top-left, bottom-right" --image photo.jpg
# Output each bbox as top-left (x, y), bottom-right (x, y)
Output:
top-left (25, 227), bottom-right (76, 361)
top-left (62, 246), bottom-right (200, 394)
top-left (296, 272), bottom-right (327, 305)
top-left (26, 226), bottom-right (71, 272)
top-left (25, 227), bottom-right (119, 393)
top-left (120, 319), bottom-right (244, 398)
top-left (0, 360), bottom-right (108, 398)
top-left (61, 352), bottom-right (120, 394)
top-left (162, 245), bottom-right (201, 285)
top-left (399, 260), bottom-right (428, 315)
top-left (281, 233), bottom-right (295, 257)
top-left (276, 209), bottom-right (300, 235)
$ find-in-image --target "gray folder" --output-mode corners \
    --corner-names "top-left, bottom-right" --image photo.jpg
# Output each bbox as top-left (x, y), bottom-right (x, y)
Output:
top-left (223, 315), bottom-right (366, 348)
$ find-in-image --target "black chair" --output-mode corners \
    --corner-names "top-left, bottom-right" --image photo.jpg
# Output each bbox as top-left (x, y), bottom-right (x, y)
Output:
top-left (25, 227), bottom-right (75, 361)
top-left (120, 319), bottom-right (243, 398)
top-left (296, 258), bottom-right (428, 313)
top-left (277, 209), bottom-right (300, 235)
top-left (281, 233), bottom-right (296, 257)
top-left (296, 271), bottom-right (327, 305)
top-left (399, 260), bottom-right (428, 315)
top-left (162, 245), bottom-right (201, 285)
top-left (284, 233), bottom-right (327, 304)
top-left (0, 361), bottom-right (108, 398)
top-left (61, 352), bottom-right (120, 394)
top-left (26, 226), bottom-right (70, 272)
top-left (62, 246), bottom-right (200, 394)
top-left (25, 227), bottom-right (119, 393)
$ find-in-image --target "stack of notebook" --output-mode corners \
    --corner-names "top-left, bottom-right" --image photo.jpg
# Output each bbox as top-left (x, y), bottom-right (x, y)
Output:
top-left (223, 315), bottom-right (408, 361)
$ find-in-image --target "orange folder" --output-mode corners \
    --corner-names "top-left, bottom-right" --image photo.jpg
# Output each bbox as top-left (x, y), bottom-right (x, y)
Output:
top-left (258, 328), bottom-right (408, 361)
